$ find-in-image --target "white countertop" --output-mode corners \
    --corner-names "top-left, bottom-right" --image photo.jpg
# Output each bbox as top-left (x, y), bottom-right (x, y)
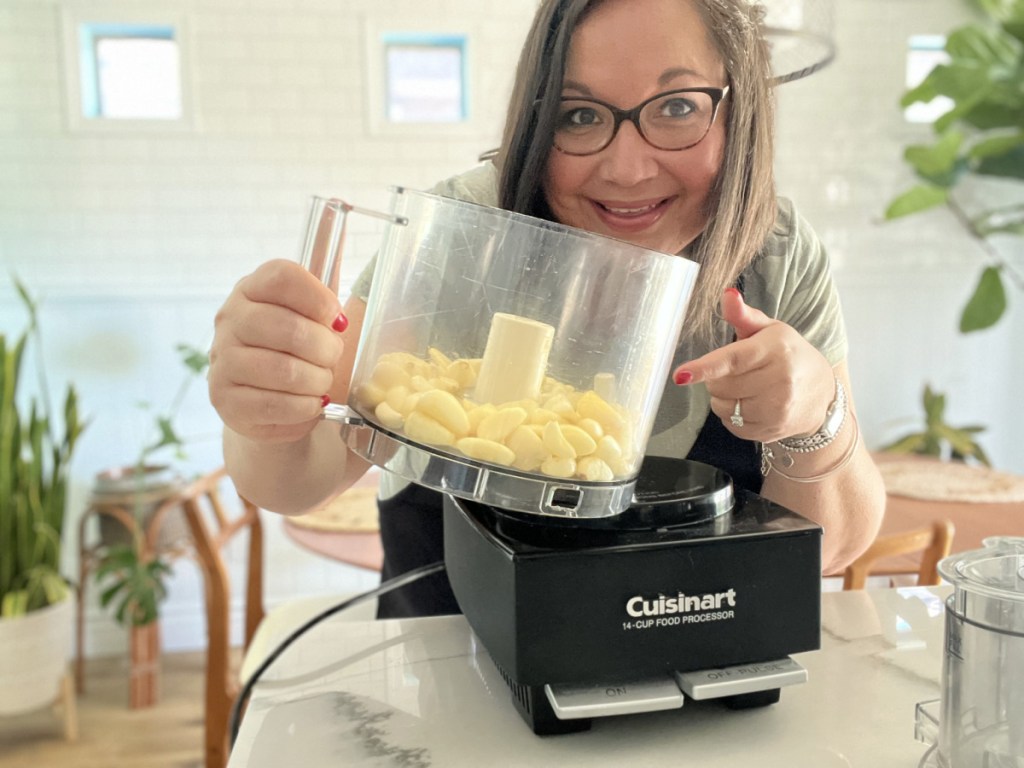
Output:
top-left (229, 586), bottom-right (948, 767)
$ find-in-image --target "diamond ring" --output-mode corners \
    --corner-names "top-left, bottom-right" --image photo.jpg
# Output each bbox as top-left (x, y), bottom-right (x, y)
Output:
top-left (730, 399), bottom-right (744, 428)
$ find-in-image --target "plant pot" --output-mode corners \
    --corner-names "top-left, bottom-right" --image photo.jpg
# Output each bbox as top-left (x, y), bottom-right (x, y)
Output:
top-left (93, 465), bottom-right (189, 551)
top-left (0, 595), bottom-right (73, 715)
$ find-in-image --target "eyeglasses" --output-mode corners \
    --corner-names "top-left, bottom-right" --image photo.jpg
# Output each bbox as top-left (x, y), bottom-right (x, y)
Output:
top-left (552, 86), bottom-right (730, 156)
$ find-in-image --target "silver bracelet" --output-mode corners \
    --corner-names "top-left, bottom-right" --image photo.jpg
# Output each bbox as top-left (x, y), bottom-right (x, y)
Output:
top-left (777, 378), bottom-right (846, 453)
top-left (761, 414), bottom-right (860, 483)
top-left (759, 377), bottom-right (848, 476)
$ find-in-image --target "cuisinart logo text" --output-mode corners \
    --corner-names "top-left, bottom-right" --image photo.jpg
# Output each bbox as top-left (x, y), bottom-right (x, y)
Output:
top-left (621, 589), bottom-right (737, 631)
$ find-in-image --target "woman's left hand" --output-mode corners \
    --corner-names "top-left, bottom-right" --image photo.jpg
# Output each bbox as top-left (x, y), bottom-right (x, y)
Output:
top-left (673, 288), bottom-right (836, 444)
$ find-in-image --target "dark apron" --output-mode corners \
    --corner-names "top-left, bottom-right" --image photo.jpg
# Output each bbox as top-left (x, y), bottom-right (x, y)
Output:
top-left (375, 411), bottom-right (762, 619)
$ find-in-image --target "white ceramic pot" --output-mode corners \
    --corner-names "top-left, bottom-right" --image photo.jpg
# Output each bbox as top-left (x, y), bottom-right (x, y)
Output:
top-left (0, 595), bottom-right (73, 715)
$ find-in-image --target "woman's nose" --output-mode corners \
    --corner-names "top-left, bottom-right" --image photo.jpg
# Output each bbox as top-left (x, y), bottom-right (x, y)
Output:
top-left (598, 121), bottom-right (659, 185)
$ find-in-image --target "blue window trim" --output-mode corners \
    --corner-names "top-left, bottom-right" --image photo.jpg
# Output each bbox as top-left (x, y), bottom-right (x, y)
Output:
top-left (78, 23), bottom-right (176, 119)
top-left (380, 32), bottom-right (468, 122)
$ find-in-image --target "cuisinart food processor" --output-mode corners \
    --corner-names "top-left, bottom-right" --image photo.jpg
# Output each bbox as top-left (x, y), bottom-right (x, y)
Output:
top-left (318, 187), bottom-right (823, 734)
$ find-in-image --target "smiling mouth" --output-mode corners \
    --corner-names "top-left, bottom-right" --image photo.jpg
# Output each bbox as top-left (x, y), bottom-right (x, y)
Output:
top-left (591, 197), bottom-right (673, 230)
top-left (596, 198), bottom-right (671, 216)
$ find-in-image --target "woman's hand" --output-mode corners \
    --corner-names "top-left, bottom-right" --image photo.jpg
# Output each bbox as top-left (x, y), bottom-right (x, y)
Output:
top-left (208, 259), bottom-right (347, 444)
top-left (673, 288), bottom-right (836, 443)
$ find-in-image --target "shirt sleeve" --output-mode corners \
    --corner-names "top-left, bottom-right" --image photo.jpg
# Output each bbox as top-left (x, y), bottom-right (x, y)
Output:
top-left (744, 198), bottom-right (848, 366)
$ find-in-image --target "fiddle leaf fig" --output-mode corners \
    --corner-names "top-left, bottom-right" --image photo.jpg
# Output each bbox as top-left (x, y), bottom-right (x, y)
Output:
top-left (886, 0), bottom-right (1024, 335)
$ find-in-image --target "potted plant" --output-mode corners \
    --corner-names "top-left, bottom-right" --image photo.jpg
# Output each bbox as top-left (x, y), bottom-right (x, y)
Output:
top-left (882, 0), bottom-right (1022, 474)
top-left (885, 0), bottom-right (1023, 333)
top-left (0, 278), bottom-right (86, 717)
top-left (90, 343), bottom-right (208, 707)
top-left (881, 384), bottom-right (990, 465)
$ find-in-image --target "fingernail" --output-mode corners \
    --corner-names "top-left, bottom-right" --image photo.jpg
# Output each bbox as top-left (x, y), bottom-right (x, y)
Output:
top-left (320, 394), bottom-right (331, 408)
top-left (673, 370), bottom-right (693, 386)
top-left (331, 312), bottom-right (348, 332)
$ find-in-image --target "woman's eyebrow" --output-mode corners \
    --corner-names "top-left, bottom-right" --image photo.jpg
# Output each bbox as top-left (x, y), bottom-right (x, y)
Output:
top-left (561, 67), bottom-right (707, 97)
top-left (561, 79), bottom-right (593, 96)
top-left (658, 66), bottom-right (705, 85)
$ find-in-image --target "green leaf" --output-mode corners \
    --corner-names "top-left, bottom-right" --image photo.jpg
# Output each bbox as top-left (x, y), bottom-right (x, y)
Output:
top-left (1, 590), bottom-right (28, 618)
top-left (176, 344), bottom-right (209, 375)
top-left (969, 132), bottom-right (1024, 160)
top-left (879, 433), bottom-right (927, 454)
top-left (945, 24), bottom-right (1020, 68)
top-left (992, 5), bottom-right (1024, 47)
top-left (884, 185), bottom-right (949, 219)
top-left (975, 144), bottom-right (1024, 179)
top-left (923, 385), bottom-right (946, 425)
top-left (150, 418), bottom-right (183, 451)
top-left (971, 443), bottom-right (994, 467)
top-left (99, 581), bottom-right (126, 608)
top-left (904, 131), bottom-right (964, 178)
top-left (13, 277), bottom-right (38, 328)
top-left (935, 423), bottom-right (982, 457)
top-left (960, 266), bottom-right (1008, 332)
top-left (958, 424), bottom-right (988, 435)
top-left (94, 545), bottom-right (171, 627)
top-left (935, 88), bottom-right (993, 133)
top-left (920, 62), bottom-right (991, 102)
top-left (962, 99), bottom-right (1024, 130)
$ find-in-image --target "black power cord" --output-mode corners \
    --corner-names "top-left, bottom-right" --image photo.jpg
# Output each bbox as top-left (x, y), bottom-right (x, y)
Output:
top-left (228, 560), bottom-right (447, 749)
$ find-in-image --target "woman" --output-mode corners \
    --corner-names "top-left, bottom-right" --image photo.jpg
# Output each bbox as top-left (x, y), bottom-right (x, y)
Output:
top-left (208, 0), bottom-right (886, 616)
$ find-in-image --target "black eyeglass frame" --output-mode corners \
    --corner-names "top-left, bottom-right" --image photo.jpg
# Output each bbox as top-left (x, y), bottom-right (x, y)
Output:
top-left (552, 85), bottom-right (731, 156)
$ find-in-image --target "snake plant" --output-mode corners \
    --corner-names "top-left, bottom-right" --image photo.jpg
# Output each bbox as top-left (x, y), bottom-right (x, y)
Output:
top-left (1, 279), bottom-right (86, 617)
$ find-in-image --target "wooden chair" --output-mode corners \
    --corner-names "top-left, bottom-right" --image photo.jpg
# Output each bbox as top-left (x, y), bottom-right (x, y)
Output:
top-left (182, 468), bottom-right (378, 768)
top-left (842, 519), bottom-right (956, 590)
top-left (180, 468), bottom-right (265, 768)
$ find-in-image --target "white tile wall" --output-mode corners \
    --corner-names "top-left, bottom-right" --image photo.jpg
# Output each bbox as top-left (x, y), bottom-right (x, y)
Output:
top-left (2, 0), bottom-right (1021, 656)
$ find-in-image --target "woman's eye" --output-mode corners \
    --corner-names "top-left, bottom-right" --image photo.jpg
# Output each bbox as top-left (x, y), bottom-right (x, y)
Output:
top-left (560, 106), bottom-right (602, 129)
top-left (658, 98), bottom-right (697, 118)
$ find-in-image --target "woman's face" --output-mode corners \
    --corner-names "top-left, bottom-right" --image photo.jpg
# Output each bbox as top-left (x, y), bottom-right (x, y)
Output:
top-left (542, 0), bottom-right (728, 254)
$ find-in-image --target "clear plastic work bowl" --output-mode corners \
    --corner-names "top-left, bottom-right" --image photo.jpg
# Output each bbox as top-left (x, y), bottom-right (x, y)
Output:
top-left (341, 186), bottom-right (699, 518)
top-left (917, 537), bottom-right (1024, 767)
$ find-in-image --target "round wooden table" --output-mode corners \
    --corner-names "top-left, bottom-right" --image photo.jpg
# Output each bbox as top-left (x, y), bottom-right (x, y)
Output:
top-left (868, 453), bottom-right (1024, 575)
top-left (281, 477), bottom-right (384, 572)
top-left (282, 523), bottom-right (383, 571)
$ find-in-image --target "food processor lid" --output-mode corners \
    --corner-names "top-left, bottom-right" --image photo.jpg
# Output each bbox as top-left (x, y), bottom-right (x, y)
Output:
top-left (939, 536), bottom-right (1024, 635)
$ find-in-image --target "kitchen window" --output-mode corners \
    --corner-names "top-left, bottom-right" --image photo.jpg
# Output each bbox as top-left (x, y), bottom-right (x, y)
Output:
top-left (62, 10), bottom-right (194, 131)
top-left (364, 24), bottom-right (477, 137)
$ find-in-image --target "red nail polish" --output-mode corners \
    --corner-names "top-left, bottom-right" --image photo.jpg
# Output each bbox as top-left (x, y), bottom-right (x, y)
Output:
top-left (673, 370), bottom-right (693, 386)
top-left (320, 394), bottom-right (331, 408)
top-left (331, 312), bottom-right (348, 332)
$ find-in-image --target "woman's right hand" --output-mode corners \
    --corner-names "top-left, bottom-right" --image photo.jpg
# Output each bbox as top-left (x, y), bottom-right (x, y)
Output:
top-left (208, 259), bottom-right (347, 444)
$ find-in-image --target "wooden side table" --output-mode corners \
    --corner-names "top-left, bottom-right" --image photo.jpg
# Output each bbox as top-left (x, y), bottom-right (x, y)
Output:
top-left (75, 480), bottom-right (192, 708)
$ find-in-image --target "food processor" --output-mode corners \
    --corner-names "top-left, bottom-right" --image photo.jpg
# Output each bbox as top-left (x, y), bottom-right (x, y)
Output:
top-left (314, 187), bottom-right (823, 734)
top-left (916, 537), bottom-right (1024, 767)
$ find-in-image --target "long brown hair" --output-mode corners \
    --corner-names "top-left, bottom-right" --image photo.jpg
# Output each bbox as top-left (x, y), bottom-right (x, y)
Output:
top-left (496, 0), bottom-right (777, 345)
